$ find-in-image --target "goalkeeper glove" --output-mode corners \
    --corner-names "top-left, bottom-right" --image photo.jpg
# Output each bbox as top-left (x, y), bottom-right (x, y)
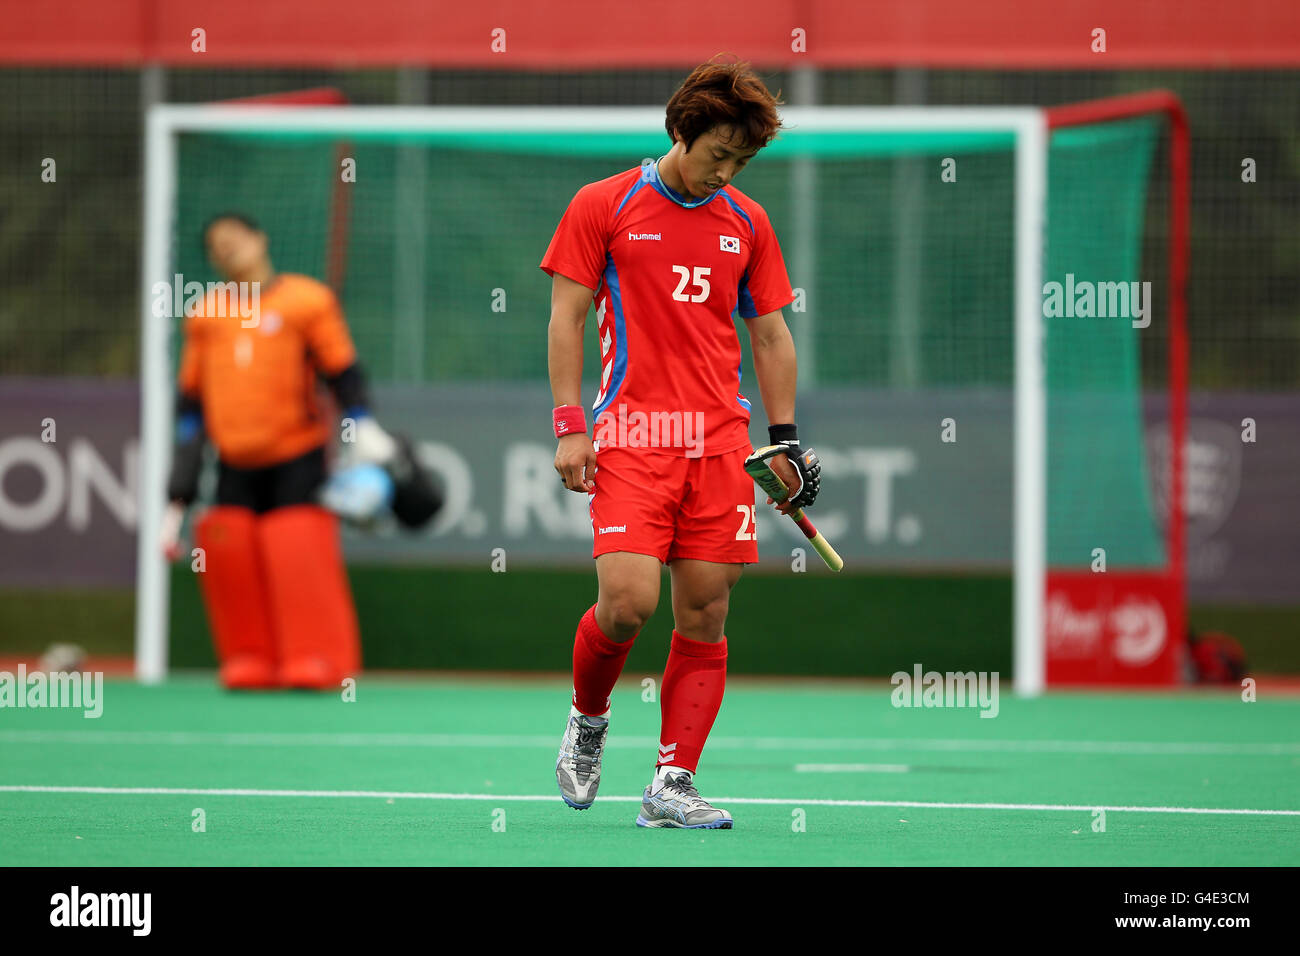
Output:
top-left (345, 410), bottom-right (399, 468)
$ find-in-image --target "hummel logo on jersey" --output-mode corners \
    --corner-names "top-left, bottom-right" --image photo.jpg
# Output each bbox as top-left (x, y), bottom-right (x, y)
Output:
top-left (628, 232), bottom-right (661, 241)
top-left (597, 525), bottom-right (627, 534)
top-left (719, 235), bottom-right (740, 254)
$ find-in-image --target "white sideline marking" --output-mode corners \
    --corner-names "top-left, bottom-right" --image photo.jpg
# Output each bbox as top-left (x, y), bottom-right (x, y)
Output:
top-left (1, 785), bottom-right (1297, 816)
top-left (1, 730), bottom-right (1296, 757)
top-left (796, 763), bottom-right (911, 773)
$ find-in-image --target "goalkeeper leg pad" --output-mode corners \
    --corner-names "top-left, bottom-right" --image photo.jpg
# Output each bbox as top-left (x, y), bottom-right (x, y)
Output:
top-left (193, 507), bottom-right (278, 689)
top-left (257, 505), bottom-right (361, 689)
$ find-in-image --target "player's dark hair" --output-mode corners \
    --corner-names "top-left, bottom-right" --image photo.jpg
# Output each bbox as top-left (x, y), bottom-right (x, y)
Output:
top-left (665, 56), bottom-right (785, 153)
top-left (200, 211), bottom-right (262, 255)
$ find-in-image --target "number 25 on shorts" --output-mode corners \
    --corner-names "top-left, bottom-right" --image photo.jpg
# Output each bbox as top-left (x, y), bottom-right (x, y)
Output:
top-left (735, 504), bottom-right (757, 541)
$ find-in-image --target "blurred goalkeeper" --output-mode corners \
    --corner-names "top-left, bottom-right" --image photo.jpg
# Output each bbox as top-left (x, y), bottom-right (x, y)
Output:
top-left (163, 213), bottom-right (401, 690)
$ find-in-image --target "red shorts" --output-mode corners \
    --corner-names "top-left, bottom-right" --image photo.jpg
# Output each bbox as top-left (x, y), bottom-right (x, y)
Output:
top-left (587, 445), bottom-right (759, 564)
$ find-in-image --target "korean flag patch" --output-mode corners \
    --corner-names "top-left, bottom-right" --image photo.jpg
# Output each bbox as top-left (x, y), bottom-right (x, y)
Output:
top-left (719, 235), bottom-right (741, 254)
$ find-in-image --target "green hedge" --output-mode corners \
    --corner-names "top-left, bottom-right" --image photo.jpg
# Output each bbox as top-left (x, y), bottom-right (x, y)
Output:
top-left (168, 563), bottom-right (1012, 677)
top-left (5, 572), bottom-right (1296, 675)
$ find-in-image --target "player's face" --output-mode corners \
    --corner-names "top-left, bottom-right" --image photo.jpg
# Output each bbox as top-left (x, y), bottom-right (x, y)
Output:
top-left (205, 220), bottom-right (269, 280)
top-left (678, 125), bottom-right (760, 198)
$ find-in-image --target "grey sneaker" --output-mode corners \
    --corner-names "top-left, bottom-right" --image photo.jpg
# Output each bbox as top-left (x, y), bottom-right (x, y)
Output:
top-left (636, 770), bottom-right (733, 829)
top-left (556, 705), bottom-right (609, 810)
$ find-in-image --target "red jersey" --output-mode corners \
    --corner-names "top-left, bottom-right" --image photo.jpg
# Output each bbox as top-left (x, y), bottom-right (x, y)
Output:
top-left (540, 161), bottom-right (794, 458)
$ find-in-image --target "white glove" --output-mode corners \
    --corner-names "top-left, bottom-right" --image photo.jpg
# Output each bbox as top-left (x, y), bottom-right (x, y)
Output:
top-left (349, 415), bottom-right (399, 467)
top-left (160, 501), bottom-right (185, 562)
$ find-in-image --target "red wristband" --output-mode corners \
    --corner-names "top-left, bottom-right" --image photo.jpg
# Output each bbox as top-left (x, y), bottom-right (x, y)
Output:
top-left (553, 404), bottom-right (587, 438)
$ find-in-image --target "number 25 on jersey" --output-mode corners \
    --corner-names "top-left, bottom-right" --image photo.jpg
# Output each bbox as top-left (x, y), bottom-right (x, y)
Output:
top-left (671, 265), bottom-right (711, 303)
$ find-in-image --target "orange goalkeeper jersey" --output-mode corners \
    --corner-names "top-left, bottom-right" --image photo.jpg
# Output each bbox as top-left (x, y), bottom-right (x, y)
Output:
top-left (177, 274), bottom-right (357, 469)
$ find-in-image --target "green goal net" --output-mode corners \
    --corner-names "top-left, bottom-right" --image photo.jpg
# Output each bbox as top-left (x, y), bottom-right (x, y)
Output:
top-left (139, 105), bottom-right (1171, 687)
top-left (168, 110), bottom-right (1162, 568)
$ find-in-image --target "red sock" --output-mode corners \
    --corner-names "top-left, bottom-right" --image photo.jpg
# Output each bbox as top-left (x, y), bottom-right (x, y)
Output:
top-left (571, 604), bottom-right (635, 716)
top-left (657, 630), bottom-right (727, 773)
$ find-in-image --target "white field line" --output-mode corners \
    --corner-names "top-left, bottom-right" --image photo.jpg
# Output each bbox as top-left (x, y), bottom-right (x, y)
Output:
top-left (796, 764), bottom-right (912, 773)
top-left (1, 785), bottom-right (1297, 817)
top-left (0, 730), bottom-right (1297, 756)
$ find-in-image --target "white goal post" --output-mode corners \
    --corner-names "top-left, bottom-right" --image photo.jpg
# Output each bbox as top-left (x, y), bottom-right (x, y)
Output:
top-left (135, 105), bottom-right (1047, 694)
